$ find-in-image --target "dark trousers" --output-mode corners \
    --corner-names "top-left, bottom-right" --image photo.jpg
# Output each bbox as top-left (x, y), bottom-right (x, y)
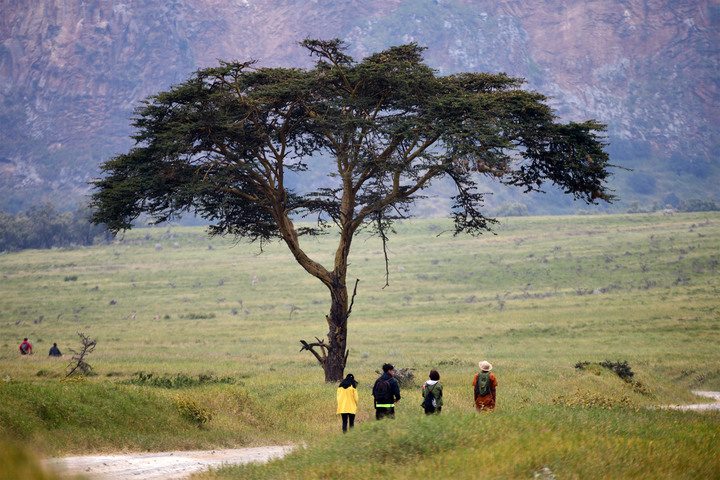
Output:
top-left (375, 406), bottom-right (395, 420)
top-left (341, 413), bottom-right (355, 432)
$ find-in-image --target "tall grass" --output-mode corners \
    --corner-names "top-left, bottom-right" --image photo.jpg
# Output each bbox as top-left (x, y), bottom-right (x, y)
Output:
top-left (1, 213), bottom-right (719, 477)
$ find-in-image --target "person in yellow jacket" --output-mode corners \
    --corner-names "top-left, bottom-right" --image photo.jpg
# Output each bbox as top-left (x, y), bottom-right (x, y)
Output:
top-left (337, 373), bottom-right (358, 432)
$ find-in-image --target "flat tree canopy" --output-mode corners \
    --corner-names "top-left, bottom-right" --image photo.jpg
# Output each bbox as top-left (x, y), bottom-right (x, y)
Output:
top-left (91, 39), bottom-right (615, 381)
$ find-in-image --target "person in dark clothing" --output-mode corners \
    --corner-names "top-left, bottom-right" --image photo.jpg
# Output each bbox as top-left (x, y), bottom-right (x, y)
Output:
top-left (372, 363), bottom-right (401, 420)
top-left (48, 343), bottom-right (62, 357)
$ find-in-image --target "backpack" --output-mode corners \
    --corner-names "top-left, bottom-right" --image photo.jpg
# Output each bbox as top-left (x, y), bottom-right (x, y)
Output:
top-left (423, 384), bottom-right (437, 413)
top-left (475, 372), bottom-right (491, 397)
top-left (20, 342), bottom-right (29, 354)
top-left (373, 377), bottom-right (393, 402)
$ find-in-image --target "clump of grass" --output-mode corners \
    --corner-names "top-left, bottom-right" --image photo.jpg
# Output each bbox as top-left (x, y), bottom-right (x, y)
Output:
top-left (126, 372), bottom-right (237, 388)
top-left (59, 375), bottom-right (87, 385)
top-left (552, 389), bottom-right (634, 409)
top-left (172, 394), bottom-right (214, 427)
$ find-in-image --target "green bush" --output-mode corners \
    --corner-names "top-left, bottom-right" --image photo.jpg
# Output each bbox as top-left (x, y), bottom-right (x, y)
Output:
top-left (172, 394), bottom-right (214, 427)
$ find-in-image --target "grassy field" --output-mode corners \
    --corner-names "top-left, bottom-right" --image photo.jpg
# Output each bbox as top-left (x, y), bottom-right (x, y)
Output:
top-left (1, 212), bottom-right (719, 478)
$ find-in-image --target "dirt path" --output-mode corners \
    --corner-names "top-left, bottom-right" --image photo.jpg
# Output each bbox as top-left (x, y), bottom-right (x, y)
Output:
top-left (45, 446), bottom-right (295, 480)
top-left (663, 391), bottom-right (720, 411)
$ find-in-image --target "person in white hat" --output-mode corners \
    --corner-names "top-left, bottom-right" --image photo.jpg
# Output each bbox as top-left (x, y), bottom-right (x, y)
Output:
top-left (473, 361), bottom-right (497, 411)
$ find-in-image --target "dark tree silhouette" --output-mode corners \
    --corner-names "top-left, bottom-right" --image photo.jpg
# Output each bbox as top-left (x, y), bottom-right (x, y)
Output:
top-left (91, 39), bottom-right (615, 381)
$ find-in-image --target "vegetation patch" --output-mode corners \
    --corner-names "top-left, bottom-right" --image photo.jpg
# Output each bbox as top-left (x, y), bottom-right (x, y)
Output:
top-left (575, 360), bottom-right (651, 396)
top-left (181, 313), bottom-right (216, 320)
top-left (172, 394), bottom-right (214, 427)
top-left (552, 389), bottom-right (634, 409)
top-left (126, 372), bottom-right (237, 389)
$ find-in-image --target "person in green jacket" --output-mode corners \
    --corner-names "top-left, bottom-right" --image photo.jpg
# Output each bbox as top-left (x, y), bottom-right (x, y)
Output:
top-left (421, 369), bottom-right (443, 414)
top-left (337, 373), bottom-right (358, 432)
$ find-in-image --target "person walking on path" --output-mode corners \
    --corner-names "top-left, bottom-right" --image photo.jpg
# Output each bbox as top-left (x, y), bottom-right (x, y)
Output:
top-left (372, 363), bottom-right (401, 420)
top-left (337, 373), bottom-right (358, 432)
top-left (19, 338), bottom-right (32, 355)
top-left (473, 361), bottom-right (497, 411)
top-left (421, 369), bottom-right (443, 414)
top-left (48, 343), bottom-right (62, 357)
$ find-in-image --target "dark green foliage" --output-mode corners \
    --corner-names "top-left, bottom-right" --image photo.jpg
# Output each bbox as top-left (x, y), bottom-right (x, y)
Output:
top-left (91, 39), bottom-right (615, 239)
top-left (0, 202), bottom-right (106, 252)
top-left (677, 198), bottom-right (719, 212)
top-left (126, 372), bottom-right (237, 388)
top-left (575, 360), bottom-right (634, 382)
top-left (598, 360), bottom-right (635, 381)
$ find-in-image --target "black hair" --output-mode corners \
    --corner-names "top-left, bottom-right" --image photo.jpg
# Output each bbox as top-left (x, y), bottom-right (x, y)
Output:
top-left (382, 363), bottom-right (394, 373)
top-left (339, 373), bottom-right (357, 389)
top-left (429, 369), bottom-right (440, 381)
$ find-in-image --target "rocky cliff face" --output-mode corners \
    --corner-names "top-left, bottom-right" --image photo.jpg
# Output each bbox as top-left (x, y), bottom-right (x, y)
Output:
top-left (1, 0), bottom-right (718, 213)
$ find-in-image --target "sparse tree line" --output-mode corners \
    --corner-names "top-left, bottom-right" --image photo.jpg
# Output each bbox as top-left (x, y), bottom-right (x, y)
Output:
top-left (0, 202), bottom-right (108, 252)
top-left (626, 197), bottom-right (719, 215)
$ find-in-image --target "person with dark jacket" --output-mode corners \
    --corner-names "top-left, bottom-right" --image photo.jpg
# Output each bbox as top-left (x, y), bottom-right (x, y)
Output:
top-left (372, 363), bottom-right (401, 420)
top-left (336, 373), bottom-right (358, 432)
top-left (48, 343), bottom-right (62, 357)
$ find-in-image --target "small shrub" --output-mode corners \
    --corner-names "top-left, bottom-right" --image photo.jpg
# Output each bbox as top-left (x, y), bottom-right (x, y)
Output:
top-left (64, 275), bottom-right (78, 282)
top-left (173, 394), bottom-right (214, 427)
top-left (598, 360), bottom-right (634, 381)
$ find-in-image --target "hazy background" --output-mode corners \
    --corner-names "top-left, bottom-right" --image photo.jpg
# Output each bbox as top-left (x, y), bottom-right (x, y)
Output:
top-left (1, 0), bottom-right (718, 216)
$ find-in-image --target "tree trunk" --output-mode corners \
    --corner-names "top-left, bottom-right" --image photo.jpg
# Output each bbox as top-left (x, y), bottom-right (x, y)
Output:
top-left (323, 277), bottom-right (348, 382)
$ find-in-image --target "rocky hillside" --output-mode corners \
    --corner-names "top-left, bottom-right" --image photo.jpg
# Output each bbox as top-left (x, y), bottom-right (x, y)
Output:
top-left (1, 0), bottom-right (718, 214)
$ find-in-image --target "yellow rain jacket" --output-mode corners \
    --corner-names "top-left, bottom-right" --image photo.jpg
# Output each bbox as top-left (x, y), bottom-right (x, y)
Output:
top-left (337, 385), bottom-right (358, 414)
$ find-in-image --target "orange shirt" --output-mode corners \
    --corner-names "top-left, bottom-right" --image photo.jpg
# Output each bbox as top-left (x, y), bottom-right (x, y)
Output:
top-left (473, 372), bottom-right (497, 410)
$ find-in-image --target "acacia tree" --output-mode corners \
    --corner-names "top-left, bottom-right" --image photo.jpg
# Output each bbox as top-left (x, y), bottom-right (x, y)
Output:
top-left (91, 39), bottom-right (615, 382)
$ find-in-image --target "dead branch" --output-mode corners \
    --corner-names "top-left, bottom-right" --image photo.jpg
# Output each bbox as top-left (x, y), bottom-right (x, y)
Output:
top-left (299, 336), bottom-right (328, 366)
top-left (346, 278), bottom-right (360, 317)
top-left (65, 331), bottom-right (97, 378)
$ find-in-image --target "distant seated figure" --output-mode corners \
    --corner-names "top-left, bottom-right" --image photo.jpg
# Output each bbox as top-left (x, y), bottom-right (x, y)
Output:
top-left (48, 343), bottom-right (62, 357)
top-left (19, 338), bottom-right (33, 355)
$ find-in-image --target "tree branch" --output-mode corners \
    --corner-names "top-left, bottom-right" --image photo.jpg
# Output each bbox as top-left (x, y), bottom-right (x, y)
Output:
top-left (299, 337), bottom-right (329, 367)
